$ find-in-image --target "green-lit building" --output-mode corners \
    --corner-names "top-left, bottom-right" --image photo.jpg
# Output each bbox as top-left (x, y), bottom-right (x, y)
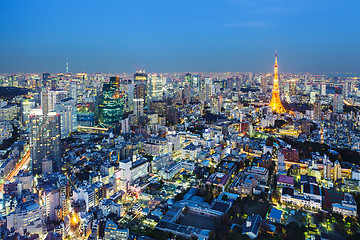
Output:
top-left (99, 76), bottom-right (124, 126)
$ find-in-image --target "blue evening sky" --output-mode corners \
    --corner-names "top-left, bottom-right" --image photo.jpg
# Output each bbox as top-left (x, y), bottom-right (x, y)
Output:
top-left (0, 0), bottom-right (359, 73)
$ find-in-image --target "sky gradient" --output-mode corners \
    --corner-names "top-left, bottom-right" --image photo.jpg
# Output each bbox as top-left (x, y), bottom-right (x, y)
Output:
top-left (0, 0), bottom-right (359, 73)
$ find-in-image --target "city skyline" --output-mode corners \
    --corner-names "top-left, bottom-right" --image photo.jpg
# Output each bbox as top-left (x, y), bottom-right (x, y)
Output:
top-left (1, 0), bottom-right (360, 73)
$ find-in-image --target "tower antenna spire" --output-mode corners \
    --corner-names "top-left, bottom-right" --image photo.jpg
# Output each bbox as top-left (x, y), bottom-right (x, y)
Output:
top-left (269, 52), bottom-right (286, 113)
top-left (66, 58), bottom-right (69, 73)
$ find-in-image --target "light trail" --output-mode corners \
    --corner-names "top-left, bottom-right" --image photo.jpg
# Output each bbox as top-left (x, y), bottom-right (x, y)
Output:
top-left (0, 150), bottom-right (30, 192)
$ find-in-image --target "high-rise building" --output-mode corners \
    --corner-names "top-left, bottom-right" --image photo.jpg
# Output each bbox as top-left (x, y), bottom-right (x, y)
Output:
top-left (69, 80), bottom-right (77, 103)
top-left (134, 84), bottom-right (147, 101)
top-left (204, 77), bottom-right (213, 103)
top-left (30, 109), bottom-right (61, 175)
top-left (211, 95), bottom-right (222, 114)
top-left (320, 84), bottom-right (327, 96)
top-left (333, 94), bottom-right (343, 113)
top-left (269, 53), bottom-right (286, 113)
top-left (289, 79), bottom-right (296, 96)
top-left (149, 74), bottom-right (163, 101)
top-left (343, 80), bottom-right (352, 100)
top-left (43, 73), bottom-right (51, 86)
top-left (99, 77), bottom-right (124, 126)
top-left (134, 70), bottom-right (147, 85)
top-left (41, 90), bottom-right (68, 115)
top-left (333, 160), bottom-right (342, 182)
top-left (55, 97), bottom-right (77, 138)
top-left (192, 74), bottom-right (199, 88)
top-left (21, 99), bottom-right (35, 128)
top-left (260, 76), bottom-right (267, 93)
top-left (324, 162), bottom-right (332, 179)
top-left (150, 101), bottom-right (167, 116)
top-left (309, 91), bottom-right (317, 105)
top-left (313, 102), bottom-right (321, 121)
top-left (184, 73), bottom-right (191, 85)
top-left (133, 98), bottom-right (144, 116)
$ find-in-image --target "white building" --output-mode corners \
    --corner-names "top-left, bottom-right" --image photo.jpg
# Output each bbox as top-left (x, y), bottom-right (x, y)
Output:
top-left (7, 201), bottom-right (43, 236)
top-left (55, 97), bottom-right (77, 138)
top-left (104, 219), bottom-right (129, 240)
top-left (73, 186), bottom-right (95, 212)
top-left (133, 98), bottom-right (144, 116)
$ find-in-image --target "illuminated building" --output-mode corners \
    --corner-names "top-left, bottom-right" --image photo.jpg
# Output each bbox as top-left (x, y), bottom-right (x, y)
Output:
top-left (313, 102), bottom-right (321, 121)
top-left (204, 77), bottom-right (213, 103)
top-left (43, 73), bottom-right (51, 86)
top-left (41, 90), bottom-right (68, 115)
top-left (192, 74), bottom-right (200, 88)
top-left (149, 74), bottom-right (164, 101)
top-left (333, 94), bottom-right (343, 113)
top-left (289, 79), bottom-right (296, 96)
top-left (134, 69), bottom-right (148, 85)
top-left (99, 76), bottom-right (124, 126)
top-left (21, 99), bottom-right (35, 128)
top-left (30, 109), bottom-right (61, 175)
top-left (6, 201), bottom-right (43, 236)
top-left (55, 97), bottom-right (77, 138)
top-left (320, 84), bottom-right (326, 96)
top-left (184, 73), bottom-right (191, 85)
top-left (260, 76), bottom-right (267, 93)
top-left (333, 160), bottom-right (342, 182)
top-left (150, 100), bottom-right (167, 116)
top-left (133, 98), bottom-right (144, 116)
top-left (135, 84), bottom-right (146, 101)
top-left (269, 53), bottom-right (286, 114)
top-left (211, 95), bottom-right (222, 114)
top-left (104, 219), bottom-right (129, 240)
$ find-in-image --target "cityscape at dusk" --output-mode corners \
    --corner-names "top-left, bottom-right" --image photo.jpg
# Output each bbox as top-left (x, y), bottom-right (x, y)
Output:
top-left (0, 1), bottom-right (360, 240)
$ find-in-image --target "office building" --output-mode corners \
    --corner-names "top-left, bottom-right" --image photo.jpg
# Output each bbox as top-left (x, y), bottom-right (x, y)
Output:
top-left (99, 76), bottom-right (124, 126)
top-left (313, 102), bottom-right (321, 121)
top-left (133, 98), bottom-right (144, 116)
top-left (333, 94), bottom-right (343, 114)
top-left (321, 84), bottom-right (326, 96)
top-left (55, 97), bottom-right (77, 138)
top-left (149, 74), bottom-right (164, 101)
top-left (30, 109), bottom-right (61, 175)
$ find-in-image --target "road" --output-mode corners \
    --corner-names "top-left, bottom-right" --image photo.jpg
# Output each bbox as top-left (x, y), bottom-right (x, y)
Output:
top-left (0, 149), bottom-right (30, 191)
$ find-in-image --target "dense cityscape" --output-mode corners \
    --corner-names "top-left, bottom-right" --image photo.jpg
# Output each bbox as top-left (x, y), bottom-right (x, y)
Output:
top-left (1, 0), bottom-right (360, 239)
top-left (0, 53), bottom-right (359, 240)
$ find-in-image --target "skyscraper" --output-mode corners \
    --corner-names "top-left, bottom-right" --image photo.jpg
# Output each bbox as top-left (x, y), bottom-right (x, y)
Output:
top-left (333, 94), bottom-right (343, 114)
top-left (204, 77), bottom-right (213, 103)
top-left (134, 70), bottom-right (148, 85)
top-left (333, 160), bottom-right (342, 182)
top-left (43, 73), bottom-right (51, 87)
top-left (99, 76), bottom-right (124, 126)
top-left (269, 53), bottom-right (286, 114)
top-left (260, 76), bottom-right (267, 93)
top-left (133, 98), bottom-right (144, 116)
top-left (320, 84), bottom-right (327, 96)
top-left (30, 109), bottom-right (61, 175)
top-left (41, 90), bottom-right (68, 115)
top-left (149, 74), bottom-right (164, 101)
top-left (289, 79), bottom-right (296, 96)
top-left (55, 97), bottom-right (77, 138)
top-left (135, 84), bottom-right (147, 101)
top-left (313, 102), bottom-right (321, 121)
top-left (184, 73), bottom-right (191, 85)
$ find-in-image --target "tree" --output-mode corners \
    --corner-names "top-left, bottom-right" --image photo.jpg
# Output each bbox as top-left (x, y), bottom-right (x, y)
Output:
top-left (271, 191), bottom-right (281, 204)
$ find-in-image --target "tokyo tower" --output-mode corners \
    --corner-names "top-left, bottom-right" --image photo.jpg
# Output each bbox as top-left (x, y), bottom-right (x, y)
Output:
top-left (269, 53), bottom-right (286, 114)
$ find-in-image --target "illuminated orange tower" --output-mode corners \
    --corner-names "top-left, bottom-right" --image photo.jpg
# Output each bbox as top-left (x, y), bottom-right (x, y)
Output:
top-left (269, 53), bottom-right (286, 113)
